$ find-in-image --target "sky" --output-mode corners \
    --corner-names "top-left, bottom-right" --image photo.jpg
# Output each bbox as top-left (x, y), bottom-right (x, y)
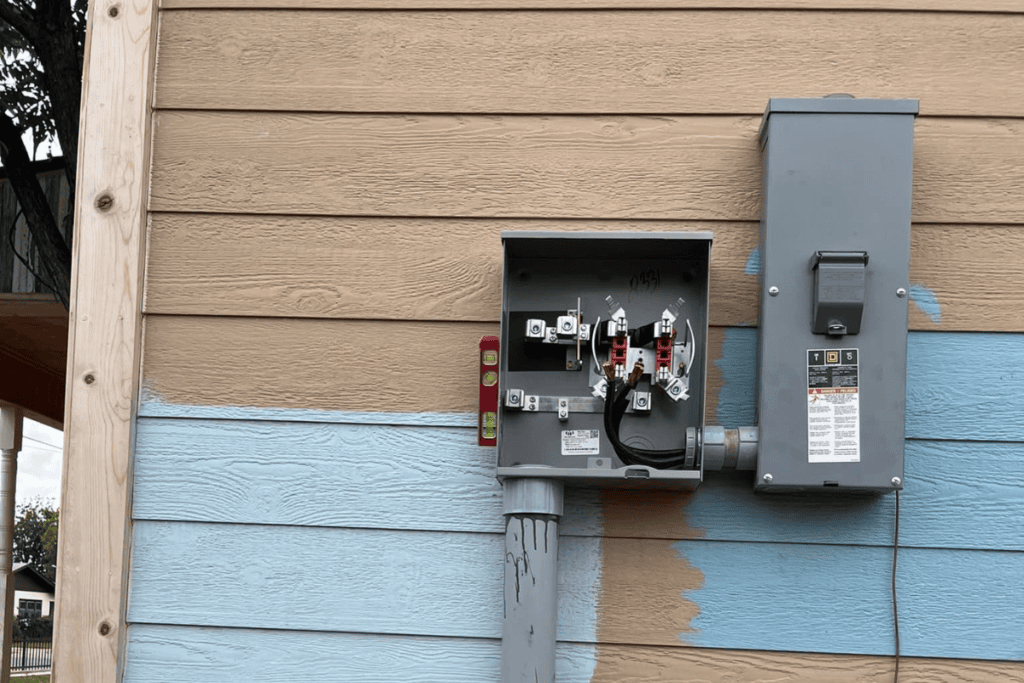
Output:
top-left (17, 418), bottom-right (62, 507)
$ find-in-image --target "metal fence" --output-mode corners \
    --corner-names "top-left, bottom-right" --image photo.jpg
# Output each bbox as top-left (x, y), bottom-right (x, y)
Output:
top-left (10, 638), bottom-right (52, 671)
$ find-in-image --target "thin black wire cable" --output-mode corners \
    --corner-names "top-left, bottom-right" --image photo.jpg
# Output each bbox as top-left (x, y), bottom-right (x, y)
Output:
top-left (7, 208), bottom-right (58, 295)
top-left (892, 489), bottom-right (901, 683)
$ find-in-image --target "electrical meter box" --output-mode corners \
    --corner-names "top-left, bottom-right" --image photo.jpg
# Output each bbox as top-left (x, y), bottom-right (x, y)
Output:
top-left (757, 97), bottom-right (918, 492)
top-left (496, 232), bottom-right (711, 487)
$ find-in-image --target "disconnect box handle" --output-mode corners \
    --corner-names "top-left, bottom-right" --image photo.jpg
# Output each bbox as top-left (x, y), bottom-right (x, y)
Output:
top-left (812, 251), bottom-right (868, 336)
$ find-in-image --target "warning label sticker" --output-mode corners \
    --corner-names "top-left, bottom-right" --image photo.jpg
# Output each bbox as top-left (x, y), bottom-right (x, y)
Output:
top-left (561, 429), bottom-right (601, 456)
top-left (807, 349), bottom-right (860, 463)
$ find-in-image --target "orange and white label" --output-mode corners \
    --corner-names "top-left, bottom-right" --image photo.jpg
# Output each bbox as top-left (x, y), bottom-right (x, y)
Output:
top-left (807, 349), bottom-right (860, 463)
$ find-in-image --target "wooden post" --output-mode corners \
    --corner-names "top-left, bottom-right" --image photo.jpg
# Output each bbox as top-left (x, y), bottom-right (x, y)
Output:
top-left (52, 0), bottom-right (159, 680)
top-left (0, 407), bottom-right (22, 683)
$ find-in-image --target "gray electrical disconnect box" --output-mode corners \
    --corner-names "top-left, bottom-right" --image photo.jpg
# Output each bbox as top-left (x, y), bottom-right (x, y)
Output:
top-left (757, 97), bottom-right (918, 492)
top-left (496, 232), bottom-right (711, 488)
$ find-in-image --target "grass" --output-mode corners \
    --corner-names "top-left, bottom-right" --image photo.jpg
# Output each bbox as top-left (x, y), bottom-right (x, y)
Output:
top-left (13, 676), bottom-right (49, 682)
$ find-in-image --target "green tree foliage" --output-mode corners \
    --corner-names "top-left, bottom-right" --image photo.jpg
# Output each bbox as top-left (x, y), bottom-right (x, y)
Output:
top-left (13, 497), bottom-right (58, 583)
top-left (0, 0), bottom-right (87, 307)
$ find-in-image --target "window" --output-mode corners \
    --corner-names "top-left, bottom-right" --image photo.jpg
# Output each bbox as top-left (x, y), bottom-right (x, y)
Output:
top-left (18, 599), bottom-right (42, 619)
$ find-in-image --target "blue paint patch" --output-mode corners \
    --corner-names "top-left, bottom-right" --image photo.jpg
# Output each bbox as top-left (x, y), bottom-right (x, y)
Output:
top-left (713, 327), bottom-right (758, 428)
top-left (744, 245), bottom-right (762, 275)
top-left (673, 541), bottom-right (1024, 659)
top-left (139, 388), bottom-right (475, 427)
top-left (909, 283), bottom-right (942, 324)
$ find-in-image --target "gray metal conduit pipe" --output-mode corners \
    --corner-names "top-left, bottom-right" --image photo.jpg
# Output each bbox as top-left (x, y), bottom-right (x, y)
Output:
top-left (702, 426), bottom-right (759, 471)
top-left (502, 478), bottom-right (564, 683)
top-left (500, 430), bottom-right (754, 682)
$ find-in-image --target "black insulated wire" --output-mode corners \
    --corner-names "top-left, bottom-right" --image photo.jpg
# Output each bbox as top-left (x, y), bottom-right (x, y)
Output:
top-left (603, 378), bottom-right (692, 469)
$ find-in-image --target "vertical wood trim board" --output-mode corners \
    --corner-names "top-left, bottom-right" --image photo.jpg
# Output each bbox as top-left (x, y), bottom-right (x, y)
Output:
top-left (54, 0), bottom-right (159, 681)
top-left (158, 0), bottom-right (1024, 10)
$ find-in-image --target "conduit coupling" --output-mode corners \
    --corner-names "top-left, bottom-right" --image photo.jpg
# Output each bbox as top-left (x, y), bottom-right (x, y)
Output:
top-left (502, 478), bottom-right (564, 683)
top-left (702, 426), bottom-right (759, 471)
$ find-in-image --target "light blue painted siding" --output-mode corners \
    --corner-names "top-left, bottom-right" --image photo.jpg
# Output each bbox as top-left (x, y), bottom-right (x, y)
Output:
top-left (124, 625), bottom-right (598, 683)
top-left (128, 330), bottom-right (1024, 670)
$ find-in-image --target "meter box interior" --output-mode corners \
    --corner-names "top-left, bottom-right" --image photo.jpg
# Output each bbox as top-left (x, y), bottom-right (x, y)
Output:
top-left (757, 97), bottom-right (918, 492)
top-left (497, 232), bottom-right (711, 488)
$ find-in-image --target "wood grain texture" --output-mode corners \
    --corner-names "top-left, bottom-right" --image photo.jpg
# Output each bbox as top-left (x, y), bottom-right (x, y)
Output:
top-left (126, 520), bottom-right (1024, 658)
top-left (141, 316), bottom-right (1024, 442)
top-left (130, 416), bottom-right (1024, 551)
top-left (141, 315), bottom-right (497, 414)
top-left (123, 624), bottom-right (1024, 683)
top-left (54, 0), bottom-right (158, 681)
top-left (591, 646), bottom-right (1024, 683)
top-left (155, 10), bottom-right (1024, 117)
top-left (145, 215), bottom-right (760, 327)
top-left (159, 0), bottom-right (1024, 10)
top-left (149, 113), bottom-right (1024, 225)
top-left (145, 214), bottom-right (1024, 332)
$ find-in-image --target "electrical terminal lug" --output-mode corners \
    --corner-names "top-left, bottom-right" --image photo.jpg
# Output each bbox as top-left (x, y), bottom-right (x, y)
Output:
top-left (662, 376), bottom-right (689, 402)
top-left (557, 398), bottom-right (569, 421)
top-left (631, 391), bottom-right (652, 414)
top-left (525, 319), bottom-right (547, 339)
top-left (556, 315), bottom-right (578, 339)
top-left (505, 388), bottom-right (525, 410)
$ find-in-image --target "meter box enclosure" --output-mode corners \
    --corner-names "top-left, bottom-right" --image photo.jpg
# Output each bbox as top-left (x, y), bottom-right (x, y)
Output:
top-left (757, 98), bottom-right (918, 493)
top-left (497, 232), bottom-right (711, 488)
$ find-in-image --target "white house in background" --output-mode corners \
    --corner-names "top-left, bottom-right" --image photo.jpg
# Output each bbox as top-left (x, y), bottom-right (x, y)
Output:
top-left (12, 563), bottom-right (55, 620)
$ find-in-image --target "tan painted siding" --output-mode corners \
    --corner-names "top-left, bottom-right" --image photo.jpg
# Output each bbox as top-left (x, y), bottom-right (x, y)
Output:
top-left (143, 3), bottom-right (1024, 677)
top-left (155, 10), bottom-right (1024, 116)
top-left (145, 214), bottom-right (1024, 332)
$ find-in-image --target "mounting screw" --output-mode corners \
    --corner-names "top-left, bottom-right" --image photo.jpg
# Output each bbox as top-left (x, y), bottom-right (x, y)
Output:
top-left (768, 286), bottom-right (779, 297)
top-left (896, 288), bottom-right (907, 298)
top-left (530, 324), bottom-right (541, 334)
top-left (671, 386), bottom-right (681, 395)
top-left (509, 394), bottom-right (519, 404)
top-left (762, 473), bottom-right (773, 484)
top-left (892, 477), bottom-right (902, 487)
top-left (636, 396), bottom-right (647, 406)
top-left (561, 321), bottom-right (572, 331)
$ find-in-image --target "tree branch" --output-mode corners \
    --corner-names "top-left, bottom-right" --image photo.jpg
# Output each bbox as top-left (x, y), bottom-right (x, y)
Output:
top-left (0, 112), bottom-right (71, 308)
top-left (0, 0), bottom-right (41, 47)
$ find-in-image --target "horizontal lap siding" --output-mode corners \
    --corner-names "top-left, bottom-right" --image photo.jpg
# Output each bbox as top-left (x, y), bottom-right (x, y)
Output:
top-left (123, 627), bottom-right (1024, 683)
top-left (145, 214), bottom-right (1024, 332)
top-left (132, 416), bottom-right (1024, 550)
top-left (136, 4), bottom-right (1024, 680)
top-left (126, 520), bottom-right (1024, 658)
top-left (149, 113), bottom-right (1024, 224)
top-left (155, 10), bottom-right (1024, 116)
top-left (159, 1), bottom-right (1024, 11)
top-left (140, 318), bottom-right (1024, 442)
